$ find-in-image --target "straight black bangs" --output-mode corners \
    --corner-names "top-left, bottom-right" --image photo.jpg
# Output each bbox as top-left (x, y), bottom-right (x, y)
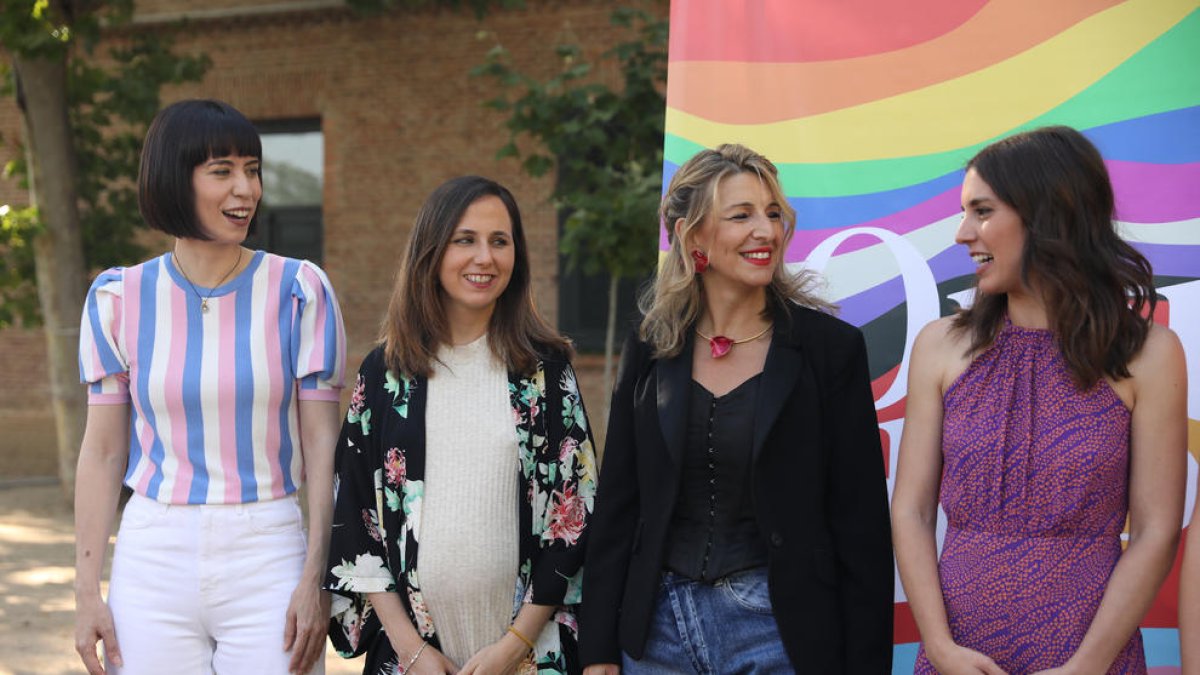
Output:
top-left (175, 102), bottom-right (263, 169)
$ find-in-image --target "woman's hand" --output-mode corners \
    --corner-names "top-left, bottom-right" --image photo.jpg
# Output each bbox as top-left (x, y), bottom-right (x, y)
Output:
top-left (369, 592), bottom-right (457, 674)
top-left (583, 665), bottom-right (621, 675)
top-left (926, 640), bottom-right (1008, 675)
top-left (457, 631), bottom-right (530, 675)
top-left (283, 583), bottom-right (330, 674)
top-left (399, 643), bottom-right (458, 675)
top-left (74, 592), bottom-right (122, 675)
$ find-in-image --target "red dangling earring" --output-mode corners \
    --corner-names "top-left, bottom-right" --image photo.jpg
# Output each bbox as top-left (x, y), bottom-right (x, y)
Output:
top-left (691, 249), bottom-right (709, 274)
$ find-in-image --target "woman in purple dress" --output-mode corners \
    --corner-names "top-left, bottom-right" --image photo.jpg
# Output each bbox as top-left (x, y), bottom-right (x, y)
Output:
top-left (892, 126), bottom-right (1188, 674)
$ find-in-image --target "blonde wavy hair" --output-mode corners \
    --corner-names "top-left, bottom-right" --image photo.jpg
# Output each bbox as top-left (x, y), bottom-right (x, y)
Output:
top-left (639, 143), bottom-right (830, 357)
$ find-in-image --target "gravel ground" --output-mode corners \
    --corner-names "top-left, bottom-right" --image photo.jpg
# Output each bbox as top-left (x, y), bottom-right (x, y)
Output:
top-left (0, 481), bottom-right (360, 675)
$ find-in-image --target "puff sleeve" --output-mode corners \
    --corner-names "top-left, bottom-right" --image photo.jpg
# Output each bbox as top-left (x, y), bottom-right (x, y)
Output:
top-left (291, 260), bottom-right (347, 400)
top-left (78, 268), bottom-right (129, 405)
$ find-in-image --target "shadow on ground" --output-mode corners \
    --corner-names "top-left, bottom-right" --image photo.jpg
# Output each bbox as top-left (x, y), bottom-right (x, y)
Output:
top-left (0, 483), bottom-right (359, 675)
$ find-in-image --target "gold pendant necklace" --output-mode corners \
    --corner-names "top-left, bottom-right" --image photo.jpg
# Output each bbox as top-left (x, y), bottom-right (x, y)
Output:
top-left (174, 248), bottom-right (243, 314)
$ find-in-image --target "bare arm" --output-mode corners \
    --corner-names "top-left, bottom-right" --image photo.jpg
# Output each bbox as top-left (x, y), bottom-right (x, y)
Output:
top-left (1182, 471), bottom-right (1200, 675)
top-left (73, 403), bottom-right (130, 675)
top-left (892, 321), bottom-right (1006, 675)
top-left (299, 399), bottom-right (339, 583)
top-left (284, 398), bottom-right (340, 673)
top-left (366, 592), bottom-right (457, 674)
top-left (1044, 325), bottom-right (1187, 674)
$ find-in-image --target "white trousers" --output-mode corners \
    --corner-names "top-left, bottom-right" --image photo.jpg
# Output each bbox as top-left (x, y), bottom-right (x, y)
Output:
top-left (106, 492), bottom-right (324, 675)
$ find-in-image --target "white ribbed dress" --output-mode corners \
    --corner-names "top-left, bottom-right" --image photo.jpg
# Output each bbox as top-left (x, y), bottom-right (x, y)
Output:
top-left (418, 335), bottom-right (520, 667)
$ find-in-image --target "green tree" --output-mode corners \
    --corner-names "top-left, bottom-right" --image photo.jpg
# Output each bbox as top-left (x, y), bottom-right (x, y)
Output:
top-left (473, 6), bottom-right (667, 420)
top-left (0, 0), bottom-right (208, 498)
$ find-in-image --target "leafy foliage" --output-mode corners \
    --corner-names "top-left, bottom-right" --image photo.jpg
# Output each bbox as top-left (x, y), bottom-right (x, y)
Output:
top-left (0, 0), bottom-right (210, 327)
top-left (472, 5), bottom-right (667, 280)
top-left (0, 1), bottom-right (137, 58)
top-left (0, 204), bottom-right (40, 326)
top-left (69, 31), bottom-right (210, 271)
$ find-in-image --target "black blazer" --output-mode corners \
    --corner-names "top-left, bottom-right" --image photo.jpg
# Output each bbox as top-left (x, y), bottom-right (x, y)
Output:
top-left (579, 303), bottom-right (893, 673)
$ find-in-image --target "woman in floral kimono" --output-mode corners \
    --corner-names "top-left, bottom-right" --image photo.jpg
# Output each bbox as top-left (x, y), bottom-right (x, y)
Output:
top-left (325, 175), bottom-right (598, 675)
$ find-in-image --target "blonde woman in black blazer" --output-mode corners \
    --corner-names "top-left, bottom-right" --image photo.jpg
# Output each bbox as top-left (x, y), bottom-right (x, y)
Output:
top-left (579, 144), bottom-right (893, 674)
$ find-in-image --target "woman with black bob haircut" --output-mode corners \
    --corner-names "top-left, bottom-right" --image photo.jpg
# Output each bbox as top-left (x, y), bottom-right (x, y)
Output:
top-left (138, 99), bottom-right (262, 239)
top-left (75, 99), bottom-right (346, 674)
top-left (325, 176), bottom-right (598, 674)
top-left (893, 126), bottom-right (1187, 673)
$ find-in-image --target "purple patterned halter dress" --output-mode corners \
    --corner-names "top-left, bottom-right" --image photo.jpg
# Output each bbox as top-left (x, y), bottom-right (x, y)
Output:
top-left (913, 322), bottom-right (1145, 674)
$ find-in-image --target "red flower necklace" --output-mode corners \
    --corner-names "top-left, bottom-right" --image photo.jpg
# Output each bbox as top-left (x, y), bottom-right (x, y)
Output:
top-left (695, 323), bottom-right (773, 358)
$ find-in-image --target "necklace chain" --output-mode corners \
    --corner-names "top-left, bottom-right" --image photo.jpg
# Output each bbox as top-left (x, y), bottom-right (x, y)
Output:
top-left (695, 322), bottom-right (772, 358)
top-left (174, 248), bottom-right (243, 314)
top-left (695, 323), bottom-right (772, 345)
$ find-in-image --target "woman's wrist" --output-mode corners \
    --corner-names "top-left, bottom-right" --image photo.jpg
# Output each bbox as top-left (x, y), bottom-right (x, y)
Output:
top-left (501, 629), bottom-right (532, 656)
top-left (299, 544), bottom-right (329, 583)
top-left (506, 625), bottom-right (535, 651)
top-left (924, 633), bottom-right (958, 662)
top-left (74, 580), bottom-right (103, 600)
top-left (398, 640), bottom-right (428, 673)
top-left (389, 632), bottom-right (427, 662)
top-left (299, 564), bottom-right (325, 587)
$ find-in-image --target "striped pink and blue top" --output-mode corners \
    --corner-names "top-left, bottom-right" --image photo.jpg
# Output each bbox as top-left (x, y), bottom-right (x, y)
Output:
top-left (79, 250), bottom-right (346, 505)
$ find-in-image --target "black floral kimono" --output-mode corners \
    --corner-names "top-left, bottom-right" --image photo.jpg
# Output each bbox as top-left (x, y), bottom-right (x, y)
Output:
top-left (325, 346), bottom-right (597, 674)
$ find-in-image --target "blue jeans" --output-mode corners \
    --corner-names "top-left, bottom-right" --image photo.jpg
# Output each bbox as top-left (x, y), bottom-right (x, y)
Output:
top-left (622, 568), bottom-right (794, 675)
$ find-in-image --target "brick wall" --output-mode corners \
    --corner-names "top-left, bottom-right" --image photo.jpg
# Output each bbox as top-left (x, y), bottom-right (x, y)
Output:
top-left (0, 330), bottom-right (57, 476)
top-left (0, 0), bottom-right (656, 476)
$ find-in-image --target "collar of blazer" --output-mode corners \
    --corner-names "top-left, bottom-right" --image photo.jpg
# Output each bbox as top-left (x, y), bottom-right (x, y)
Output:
top-left (656, 304), bottom-right (808, 467)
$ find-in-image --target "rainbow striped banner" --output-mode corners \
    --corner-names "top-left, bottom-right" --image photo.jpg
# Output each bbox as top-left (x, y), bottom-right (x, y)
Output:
top-left (665, 1), bottom-right (1200, 670)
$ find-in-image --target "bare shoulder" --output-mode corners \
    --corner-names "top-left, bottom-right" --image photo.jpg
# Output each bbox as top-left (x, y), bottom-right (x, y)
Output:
top-left (1128, 322), bottom-right (1186, 385)
top-left (1099, 324), bottom-right (1183, 411)
top-left (1117, 323), bottom-right (1189, 484)
top-left (913, 315), bottom-right (960, 349)
top-left (911, 316), bottom-right (974, 394)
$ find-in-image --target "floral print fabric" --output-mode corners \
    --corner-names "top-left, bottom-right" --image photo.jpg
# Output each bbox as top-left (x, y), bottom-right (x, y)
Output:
top-left (325, 346), bottom-right (597, 674)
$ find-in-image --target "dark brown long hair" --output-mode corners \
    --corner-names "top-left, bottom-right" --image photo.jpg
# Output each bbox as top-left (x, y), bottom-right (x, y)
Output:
top-left (380, 176), bottom-right (571, 378)
top-left (953, 126), bottom-right (1155, 388)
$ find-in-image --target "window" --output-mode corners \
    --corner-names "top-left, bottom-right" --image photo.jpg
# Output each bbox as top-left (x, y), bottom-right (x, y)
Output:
top-left (556, 205), bottom-right (647, 352)
top-left (557, 264), bottom-right (644, 352)
top-left (246, 120), bottom-right (323, 264)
